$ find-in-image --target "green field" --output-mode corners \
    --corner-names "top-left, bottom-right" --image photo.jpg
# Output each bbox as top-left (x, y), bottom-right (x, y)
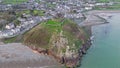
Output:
top-left (2, 0), bottom-right (28, 4)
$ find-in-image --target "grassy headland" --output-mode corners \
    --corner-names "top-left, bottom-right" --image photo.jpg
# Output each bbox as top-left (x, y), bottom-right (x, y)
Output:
top-left (23, 18), bottom-right (88, 51)
top-left (23, 18), bottom-right (90, 67)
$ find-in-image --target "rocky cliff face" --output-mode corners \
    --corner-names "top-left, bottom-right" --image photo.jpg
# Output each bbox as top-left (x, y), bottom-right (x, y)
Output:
top-left (23, 18), bottom-right (91, 67)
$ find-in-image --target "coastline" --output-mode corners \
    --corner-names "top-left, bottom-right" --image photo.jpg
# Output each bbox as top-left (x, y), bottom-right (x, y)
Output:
top-left (79, 15), bottom-right (107, 27)
top-left (77, 10), bottom-right (114, 67)
top-left (79, 11), bottom-right (120, 68)
top-left (0, 10), bottom-right (118, 68)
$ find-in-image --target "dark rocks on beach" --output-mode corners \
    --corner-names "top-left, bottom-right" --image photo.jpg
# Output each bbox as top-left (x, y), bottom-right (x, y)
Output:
top-left (63, 39), bottom-right (92, 68)
top-left (76, 39), bottom-right (92, 66)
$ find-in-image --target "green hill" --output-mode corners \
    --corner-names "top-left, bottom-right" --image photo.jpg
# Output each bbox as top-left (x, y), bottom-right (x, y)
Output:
top-left (23, 18), bottom-right (90, 67)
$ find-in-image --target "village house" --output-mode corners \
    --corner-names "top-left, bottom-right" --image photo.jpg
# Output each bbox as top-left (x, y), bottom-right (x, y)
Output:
top-left (5, 23), bottom-right (15, 29)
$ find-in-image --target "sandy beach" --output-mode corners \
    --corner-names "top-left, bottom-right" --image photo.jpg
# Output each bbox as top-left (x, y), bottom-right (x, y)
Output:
top-left (0, 43), bottom-right (62, 68)
top-left (79, 10), bottom-right (120, 27)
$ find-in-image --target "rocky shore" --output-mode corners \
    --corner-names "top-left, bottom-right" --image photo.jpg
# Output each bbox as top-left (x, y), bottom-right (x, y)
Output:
top-left (76, 10), bottom-right (119, 67)
top-left (68, 10), bottom-right (114, 67)
top-left (62, 38), bottom-right (92, 67)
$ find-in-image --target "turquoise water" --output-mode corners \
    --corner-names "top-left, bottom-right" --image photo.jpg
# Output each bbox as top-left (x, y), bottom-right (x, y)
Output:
top-left (80, 14), bottom-right (120, 68)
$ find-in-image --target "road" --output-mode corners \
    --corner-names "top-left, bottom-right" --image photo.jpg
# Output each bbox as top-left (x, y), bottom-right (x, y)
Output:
top-left (0, 16), bottom-right (52, 39)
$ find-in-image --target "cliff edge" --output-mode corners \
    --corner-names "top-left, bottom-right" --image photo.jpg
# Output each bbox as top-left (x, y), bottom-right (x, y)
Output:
top-left (23, 18), bottom-right (91, 67)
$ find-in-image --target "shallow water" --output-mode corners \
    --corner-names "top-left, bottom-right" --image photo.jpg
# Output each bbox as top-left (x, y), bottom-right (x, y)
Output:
top-left (79, 13), bottom-right (120, 68)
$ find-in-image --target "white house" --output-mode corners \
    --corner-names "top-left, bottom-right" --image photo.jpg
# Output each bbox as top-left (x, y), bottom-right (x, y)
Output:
top-left (85, 7), bottom-right (93, 10)
top-left (95, 3), bottom-right (106, 6)
top-left (5, 23), bottom-right (15, 29)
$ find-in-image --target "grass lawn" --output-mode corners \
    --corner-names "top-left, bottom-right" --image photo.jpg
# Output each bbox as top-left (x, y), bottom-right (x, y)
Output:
top-left (4, 36), bottom-right (17, 43)
top-left (43, 19), bottom-right (63, 33)
top-left (2, 0), bottom-right (28, 4)
top-left (33, 10), bottom-right (45, 16)
top-left (46, 19), bottom-right (61, 25)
